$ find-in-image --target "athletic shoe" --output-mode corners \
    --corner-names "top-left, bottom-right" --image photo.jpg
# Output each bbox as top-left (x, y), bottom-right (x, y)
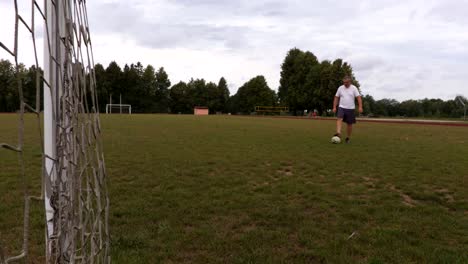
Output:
top-left (333, 133), bottom-right (341, 138)
top-left (345, 137), bottom-right (350, 144)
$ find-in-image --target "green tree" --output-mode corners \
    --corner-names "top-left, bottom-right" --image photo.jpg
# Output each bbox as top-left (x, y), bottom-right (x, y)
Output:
top-left (188, 78), bottom-right (207, 107)
top-left (399, 100), bottom-right (422, 117)
top-left (279, 48), bottom-right (360, 115)
top-left (311, 59), bottom-right (360, 114)
top-left (0, 59), bottom-right (18, 112)
top-left (0, 60), bottom-right (43, 112)
top-left (20, 64), bottom-right (39, 109)
top-left (234, 76), bottom-right (276, 114)
top-left (362, 95), bottom-right (376, 115)
top-left (94, 63), bottom-right (108, 112)
top-left (154, 67), bottom-right (171, 113)
top-left (205, 81), bottom-right (220, 114)
top-left (226, 94), bottom-right (239, 114)
top-left (104, 61), bottom-right (123, 106)
top-left (217, 77), bottom-right (230, 113)
top-left (169, 81), bottom-right (191, 114)
top-left (121, 63), bottom-right (147, 112)
top-left (141, 65), bottom-right (157, 112)
top-left (279, 48), bottom-right (319, 114)
top-left (441, 100), bottom-right (457, 118)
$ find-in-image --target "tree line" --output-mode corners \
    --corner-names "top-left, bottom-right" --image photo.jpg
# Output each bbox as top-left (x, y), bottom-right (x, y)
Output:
top-left (0, 48), bottom-right (466, 118)
top-left (361, 95), bottom-right (467, 118)
top-left (0, 59), bottom-right (43, 112)
top-left (277, 48), bottom-right (466, 118)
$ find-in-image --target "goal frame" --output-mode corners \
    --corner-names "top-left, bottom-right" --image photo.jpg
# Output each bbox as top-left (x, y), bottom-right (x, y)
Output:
top-left (106, 104), bottom-right (132, 114)
top-left (255, 106), bottom-right (290, 115)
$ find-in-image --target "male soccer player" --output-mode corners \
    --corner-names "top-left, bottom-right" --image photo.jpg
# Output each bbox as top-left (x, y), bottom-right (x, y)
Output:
top-left (332, 76), bottom-right (363, 143)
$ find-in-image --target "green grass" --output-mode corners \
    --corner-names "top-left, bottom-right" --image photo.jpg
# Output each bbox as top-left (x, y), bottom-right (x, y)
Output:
top-left (1, 114), bottom-right (468, 263)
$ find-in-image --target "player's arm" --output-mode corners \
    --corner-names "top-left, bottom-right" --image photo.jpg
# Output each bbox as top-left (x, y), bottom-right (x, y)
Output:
top-left (333, 96), bottom-right (339, 113)
top-left (357, 96), bottom-right (363, 113)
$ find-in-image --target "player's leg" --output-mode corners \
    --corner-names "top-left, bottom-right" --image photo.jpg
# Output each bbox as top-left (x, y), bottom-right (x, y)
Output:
top-left (335, 108), bottom-right (344, 137)
top-left (346, 124), bottom-right (353, 142)
top-left (336, 118), bottom-right (343, 136)
top-left (344, 109), bottom-right (356, 143)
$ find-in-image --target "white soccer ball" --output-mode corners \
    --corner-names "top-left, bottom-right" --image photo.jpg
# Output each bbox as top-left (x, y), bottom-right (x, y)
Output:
top-left (331, 136), bottom-right (341, 144)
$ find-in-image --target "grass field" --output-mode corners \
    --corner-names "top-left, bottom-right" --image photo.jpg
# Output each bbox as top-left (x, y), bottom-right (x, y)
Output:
top-left (1, 114), bottom-right (468, 263)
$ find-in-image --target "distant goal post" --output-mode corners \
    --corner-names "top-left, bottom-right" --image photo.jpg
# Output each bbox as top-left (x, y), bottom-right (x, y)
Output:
top-left (106, 104), bottom-right (132, 114)
top-left (255, 106), bottom-right (289, 115)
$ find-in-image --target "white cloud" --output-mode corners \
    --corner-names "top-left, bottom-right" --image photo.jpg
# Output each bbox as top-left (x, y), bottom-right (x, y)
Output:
top-left (1, 0), bottom-right (467, 101)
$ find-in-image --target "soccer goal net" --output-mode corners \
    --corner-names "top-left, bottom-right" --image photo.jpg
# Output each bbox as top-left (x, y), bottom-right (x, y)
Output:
top-left (106, 104), bottom-right (132, 114)
top-left (0, 0), bottom-right (110, 263)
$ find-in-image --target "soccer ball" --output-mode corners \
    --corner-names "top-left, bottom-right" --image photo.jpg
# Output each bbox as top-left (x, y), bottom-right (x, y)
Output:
top-left (331, 136), bottom-right (341, 144)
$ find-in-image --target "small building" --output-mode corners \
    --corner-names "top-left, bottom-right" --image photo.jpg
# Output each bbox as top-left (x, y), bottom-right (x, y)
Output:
top-left (194, 106), bottom-right (209, 116)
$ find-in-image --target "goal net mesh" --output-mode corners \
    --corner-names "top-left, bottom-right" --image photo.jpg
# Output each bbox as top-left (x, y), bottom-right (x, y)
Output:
top-left (0, 0), bottom-right (110, 263)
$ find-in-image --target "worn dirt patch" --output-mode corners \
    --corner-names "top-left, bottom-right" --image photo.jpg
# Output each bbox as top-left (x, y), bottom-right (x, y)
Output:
top-left (361, 176), bottom-right (377, 190)
top-left (435, 189), bottom-right (455, 203)
top-left (388, 184), bottom-right (419, 207)
top-left (277, 164), bottom-right (294, 177)
top-left (362, 176), bottom-right (374, 182)
top-left (364, 181), bottom-right (376, 190)
top-left (252, 181), bottom-right (270, 187)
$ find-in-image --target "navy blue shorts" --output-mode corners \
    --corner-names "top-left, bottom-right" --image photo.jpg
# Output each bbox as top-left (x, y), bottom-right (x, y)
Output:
top-left (337, 107), bottom-right (356, 124)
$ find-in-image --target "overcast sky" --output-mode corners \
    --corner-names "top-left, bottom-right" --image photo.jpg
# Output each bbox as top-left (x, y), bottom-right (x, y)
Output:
top-left (1, 0), bottom-right (467, 100)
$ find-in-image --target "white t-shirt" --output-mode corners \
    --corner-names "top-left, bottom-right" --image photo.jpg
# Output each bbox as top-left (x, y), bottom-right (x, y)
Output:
top-left (335, 85), bottom-right (361, 109)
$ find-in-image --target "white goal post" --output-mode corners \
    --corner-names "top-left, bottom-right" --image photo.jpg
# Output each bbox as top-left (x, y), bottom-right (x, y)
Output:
top-left (456, 96), bottom-right (467, 120)
top-left (106, 104), bottom-right (132, 114)
top-left (43, 0), bottom-right (110, 262)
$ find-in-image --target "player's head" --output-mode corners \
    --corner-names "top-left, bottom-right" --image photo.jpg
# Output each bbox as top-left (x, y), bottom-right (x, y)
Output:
top-left (343, 76), bottom-right (352, 87)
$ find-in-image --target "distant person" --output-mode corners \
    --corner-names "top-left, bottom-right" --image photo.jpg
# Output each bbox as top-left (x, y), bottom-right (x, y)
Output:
top-left (332, 76), bottom-right (363, 143)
